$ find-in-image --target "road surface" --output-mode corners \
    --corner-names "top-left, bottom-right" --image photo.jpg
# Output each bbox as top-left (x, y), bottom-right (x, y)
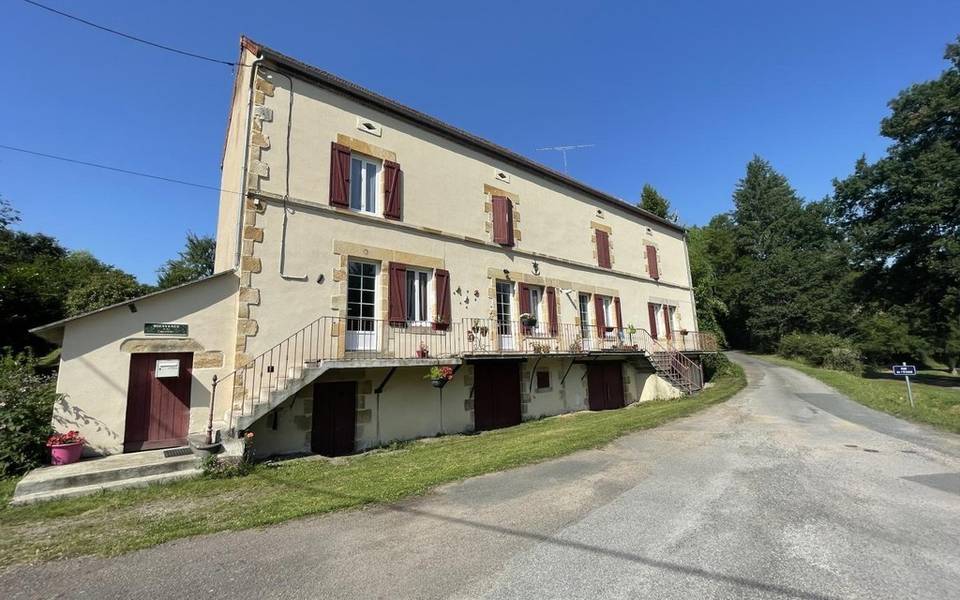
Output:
top-left (4, 353), bottom-right (959, 599)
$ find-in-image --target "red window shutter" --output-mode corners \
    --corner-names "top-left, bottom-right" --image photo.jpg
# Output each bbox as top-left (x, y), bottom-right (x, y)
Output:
top-left (546, 287), bottom-right (559, 336)
top-left (646, 245), bottom-right (659, 279)
top-left (596, 230), bottom-right (611, 268)
top-left (662, 305), bottom-right (672, 340)
top-left (647, 303), bottom-right (659, 339)
top-left (492, 196), bottom-right (514, 246)
top-left (388, 262), bottom-right (407, 325)
top-left (594, 295), bottom-right (606, 337)
top-left (614, 296), bottom-right (623, 331)
top-left (518, 283), bottom-right (531, 333)
top-left (434, 269), bottom-right (451, 330)
top-left (329, 142), bottom-right (351, 208)
top-left (383, 160), bottom-right (403, 220)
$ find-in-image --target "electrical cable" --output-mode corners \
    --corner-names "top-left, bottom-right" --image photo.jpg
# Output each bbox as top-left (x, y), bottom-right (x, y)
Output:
top-left (20, 0), bottom-right (241, 68)
top-left (0, 143), bottom-right (238, 195)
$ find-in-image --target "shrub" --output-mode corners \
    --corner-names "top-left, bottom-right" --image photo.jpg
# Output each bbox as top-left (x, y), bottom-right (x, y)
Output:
top-left (778, 333), bottom-right (862, 372)
top-left (701, 352), bottom-right (735, 381)
top-left (0, 353), bottom-right (59, 475)
top-left (854, 311), bottom-right (927, 366)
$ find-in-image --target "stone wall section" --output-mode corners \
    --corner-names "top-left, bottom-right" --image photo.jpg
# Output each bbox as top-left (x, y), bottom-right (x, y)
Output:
top-left (232, 72), bottom-right (274, 407)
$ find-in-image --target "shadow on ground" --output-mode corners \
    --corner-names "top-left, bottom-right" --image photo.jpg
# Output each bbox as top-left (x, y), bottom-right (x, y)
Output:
top-left (258, 469), bottom-right (841, 600)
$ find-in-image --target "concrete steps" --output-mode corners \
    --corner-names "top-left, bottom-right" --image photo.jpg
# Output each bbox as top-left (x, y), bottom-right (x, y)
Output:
top-left (11, 448), bottom-right (202, 506)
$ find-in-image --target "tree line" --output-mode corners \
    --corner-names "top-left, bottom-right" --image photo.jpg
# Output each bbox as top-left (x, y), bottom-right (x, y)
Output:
top-left (0, 197), bottom-right (215, 354)
top-left (640, 37), bottom-right (959, 373)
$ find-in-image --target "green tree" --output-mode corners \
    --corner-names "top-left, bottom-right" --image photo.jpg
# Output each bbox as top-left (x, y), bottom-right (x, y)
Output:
top-left (64, 270), bottom-right (151, 317)
top-left (156, 232), bottom-right (216, 289)
top-left (696, 157), bottom-right (856, 351)
top-left (638, 184), bottom-right (678, 221)
top-left (686, 226), bottom-right (727, 346)
top-left (832, 36), bottom-right (960, 370)
top-left (0, 197), bottom-right (149, 351)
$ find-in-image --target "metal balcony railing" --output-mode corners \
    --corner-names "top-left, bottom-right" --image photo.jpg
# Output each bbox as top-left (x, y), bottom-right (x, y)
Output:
top-left (206, 316), bottom-right (718, 441)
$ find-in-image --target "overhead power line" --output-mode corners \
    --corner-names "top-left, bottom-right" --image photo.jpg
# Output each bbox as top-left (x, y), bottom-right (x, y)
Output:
top-left (0, 143), bottom-right (235, 194)
top-left (20, 0), bottom-right (238, 67)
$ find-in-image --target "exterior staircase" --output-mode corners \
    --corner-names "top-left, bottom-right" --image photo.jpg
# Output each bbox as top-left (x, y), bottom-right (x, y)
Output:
top-left (209, 316), bottom-right (714, 441)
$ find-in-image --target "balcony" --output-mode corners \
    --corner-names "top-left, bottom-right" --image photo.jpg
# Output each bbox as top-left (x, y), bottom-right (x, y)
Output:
top-left (210, 316), bottom-right (719, 436)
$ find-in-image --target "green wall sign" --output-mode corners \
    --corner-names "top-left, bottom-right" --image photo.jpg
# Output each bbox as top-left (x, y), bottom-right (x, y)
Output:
top-left (144, 323), bottom-right (188, 336)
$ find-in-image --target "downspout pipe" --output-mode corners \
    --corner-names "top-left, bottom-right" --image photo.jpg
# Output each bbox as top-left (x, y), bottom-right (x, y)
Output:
top-left (235, 53), bottom-right (265, 269)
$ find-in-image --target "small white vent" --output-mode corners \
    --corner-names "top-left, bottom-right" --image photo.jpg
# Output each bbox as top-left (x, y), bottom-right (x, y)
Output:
top-left (494, 169), bottom-right (511, 183)
top-left (356, 117), bottom-right (382, 137)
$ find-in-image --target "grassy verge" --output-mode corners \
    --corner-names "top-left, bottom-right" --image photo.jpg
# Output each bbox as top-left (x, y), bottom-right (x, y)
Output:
top-left (0, 366), bottom-right (744, 567)
top-left (758, 355), bottom-right (960, 433)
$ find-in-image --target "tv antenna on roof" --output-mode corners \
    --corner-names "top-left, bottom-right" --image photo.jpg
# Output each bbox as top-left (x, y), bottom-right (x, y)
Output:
top-left (536, 144), bottom-right (595, 173)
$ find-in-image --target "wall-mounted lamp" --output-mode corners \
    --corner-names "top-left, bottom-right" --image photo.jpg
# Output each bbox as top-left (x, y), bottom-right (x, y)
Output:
top-left (532, 261), bottom-right (540, 276)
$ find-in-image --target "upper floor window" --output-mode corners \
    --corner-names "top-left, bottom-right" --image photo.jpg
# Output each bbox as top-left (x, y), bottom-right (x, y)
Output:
top-left (350, 155), bottom-right (379, 214)
top-left (405, 268), bottom-right (431, 325)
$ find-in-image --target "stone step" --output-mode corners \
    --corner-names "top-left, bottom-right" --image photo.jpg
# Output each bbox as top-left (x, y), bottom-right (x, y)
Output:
top-left (10, 469), bottom-right (201, 506)
top-left (11, 448), bottom-right (203, 505)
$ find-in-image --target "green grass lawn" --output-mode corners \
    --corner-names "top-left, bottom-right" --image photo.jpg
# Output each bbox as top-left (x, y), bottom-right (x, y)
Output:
top-left (0, 366), bottom-right (745, 567)
top-left (758, 355), bottom-right (960, 433)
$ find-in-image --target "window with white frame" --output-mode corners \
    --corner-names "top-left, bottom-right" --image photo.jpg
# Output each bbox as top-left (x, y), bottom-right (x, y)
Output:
top-left (602, 296), bottom-right (615, 337)
top-left (349, 154), bottom-right (379, 214)
top-left (496, 281), bottom-right (513, 335)
top-left (578, 293), bottom-right (591, 338)
top-left (529, 286), bottom-right (544, 334)
top-left (405, 269), bottom-right (430, 325)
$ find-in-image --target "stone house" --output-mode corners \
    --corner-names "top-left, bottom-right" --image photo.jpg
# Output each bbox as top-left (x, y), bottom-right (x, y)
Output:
top-left (32, 37), bottom-right (717, 459)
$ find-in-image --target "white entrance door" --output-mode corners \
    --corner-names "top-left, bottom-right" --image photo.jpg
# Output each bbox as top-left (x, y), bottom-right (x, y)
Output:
top-left (346, 260), bottom-right (378, 352)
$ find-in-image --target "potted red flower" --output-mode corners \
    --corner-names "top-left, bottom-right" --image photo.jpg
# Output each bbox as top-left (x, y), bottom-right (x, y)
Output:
top-left (47, 430), bottom-right (85, 465)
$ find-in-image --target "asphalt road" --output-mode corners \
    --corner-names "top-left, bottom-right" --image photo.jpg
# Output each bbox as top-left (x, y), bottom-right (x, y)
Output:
top-left (4, 353), bottom-right (959, 599)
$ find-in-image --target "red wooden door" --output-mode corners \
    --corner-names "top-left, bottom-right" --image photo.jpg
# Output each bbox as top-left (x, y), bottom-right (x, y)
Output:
top-left (587, 363), bottom-right (624, 411)
top-left (312, 382), bottom-right (357, 456)
top-left (124, 353), bottom-right (193, 451)
top-left (474, 362), bottom-right (522, 431)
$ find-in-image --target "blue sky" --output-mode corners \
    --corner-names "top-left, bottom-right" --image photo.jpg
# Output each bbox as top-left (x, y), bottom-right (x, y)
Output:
top-left (3, 1), bottom-right (958, 283)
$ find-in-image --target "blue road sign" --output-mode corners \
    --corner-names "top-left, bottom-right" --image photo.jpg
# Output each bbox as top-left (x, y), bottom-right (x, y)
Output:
top-left (892, 365), bottom-right (917, 376)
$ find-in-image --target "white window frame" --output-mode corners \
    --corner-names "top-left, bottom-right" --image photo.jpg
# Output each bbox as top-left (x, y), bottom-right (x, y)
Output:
top-left (602, 296), bottom-right (615, 338)
top-left (578, 293), bottom-right (591, 338)
top-left (349, 154), bottom-right (380, 215)
top-left (528, 286), bottom-right (545, 335)
top-left (405, 268), bottom-right (431, 326)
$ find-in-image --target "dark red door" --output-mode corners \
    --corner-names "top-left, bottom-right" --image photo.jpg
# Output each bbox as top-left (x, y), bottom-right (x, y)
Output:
top-left (312, 381), bottom-right (357, 456)
top-left (474, 362), bottom-right (522, 431)
top-left (587, 362), bottom-right (625, 411)
top-left (124, 352), bottom-right (193, 452)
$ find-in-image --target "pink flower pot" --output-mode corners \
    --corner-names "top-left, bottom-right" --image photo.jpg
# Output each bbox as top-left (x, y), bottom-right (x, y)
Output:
top-left (50, 442), bottom-right (84, 465)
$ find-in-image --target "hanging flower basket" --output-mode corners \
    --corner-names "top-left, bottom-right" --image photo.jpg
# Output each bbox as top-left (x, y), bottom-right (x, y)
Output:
top-left (47, 431), bottom-right (86, 465)
top-left (520, 313), bottom-right (538, 328)
top-left (425, 365), bottom-right (455, 388)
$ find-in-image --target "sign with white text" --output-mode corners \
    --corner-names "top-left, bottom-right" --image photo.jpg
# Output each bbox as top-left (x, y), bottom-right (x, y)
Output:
top-left (892, 365), bottom-right (917, 376)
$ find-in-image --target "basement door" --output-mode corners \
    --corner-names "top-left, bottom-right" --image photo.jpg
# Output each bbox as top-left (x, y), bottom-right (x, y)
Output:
top-left (312, 381), bottom-right (357, 457)
top-left (587, 362), bottom-right (625, 411)
top-left (124, 353), bottom-right (193, 452)
top-left (473, 362), bottom-right (522, 431)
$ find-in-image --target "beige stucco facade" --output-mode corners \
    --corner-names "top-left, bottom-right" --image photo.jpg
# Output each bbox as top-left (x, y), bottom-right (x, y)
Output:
top-left (37, 37), bottom-right (699, 459)
top-left (50, 273), bottom-right (238, 455)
